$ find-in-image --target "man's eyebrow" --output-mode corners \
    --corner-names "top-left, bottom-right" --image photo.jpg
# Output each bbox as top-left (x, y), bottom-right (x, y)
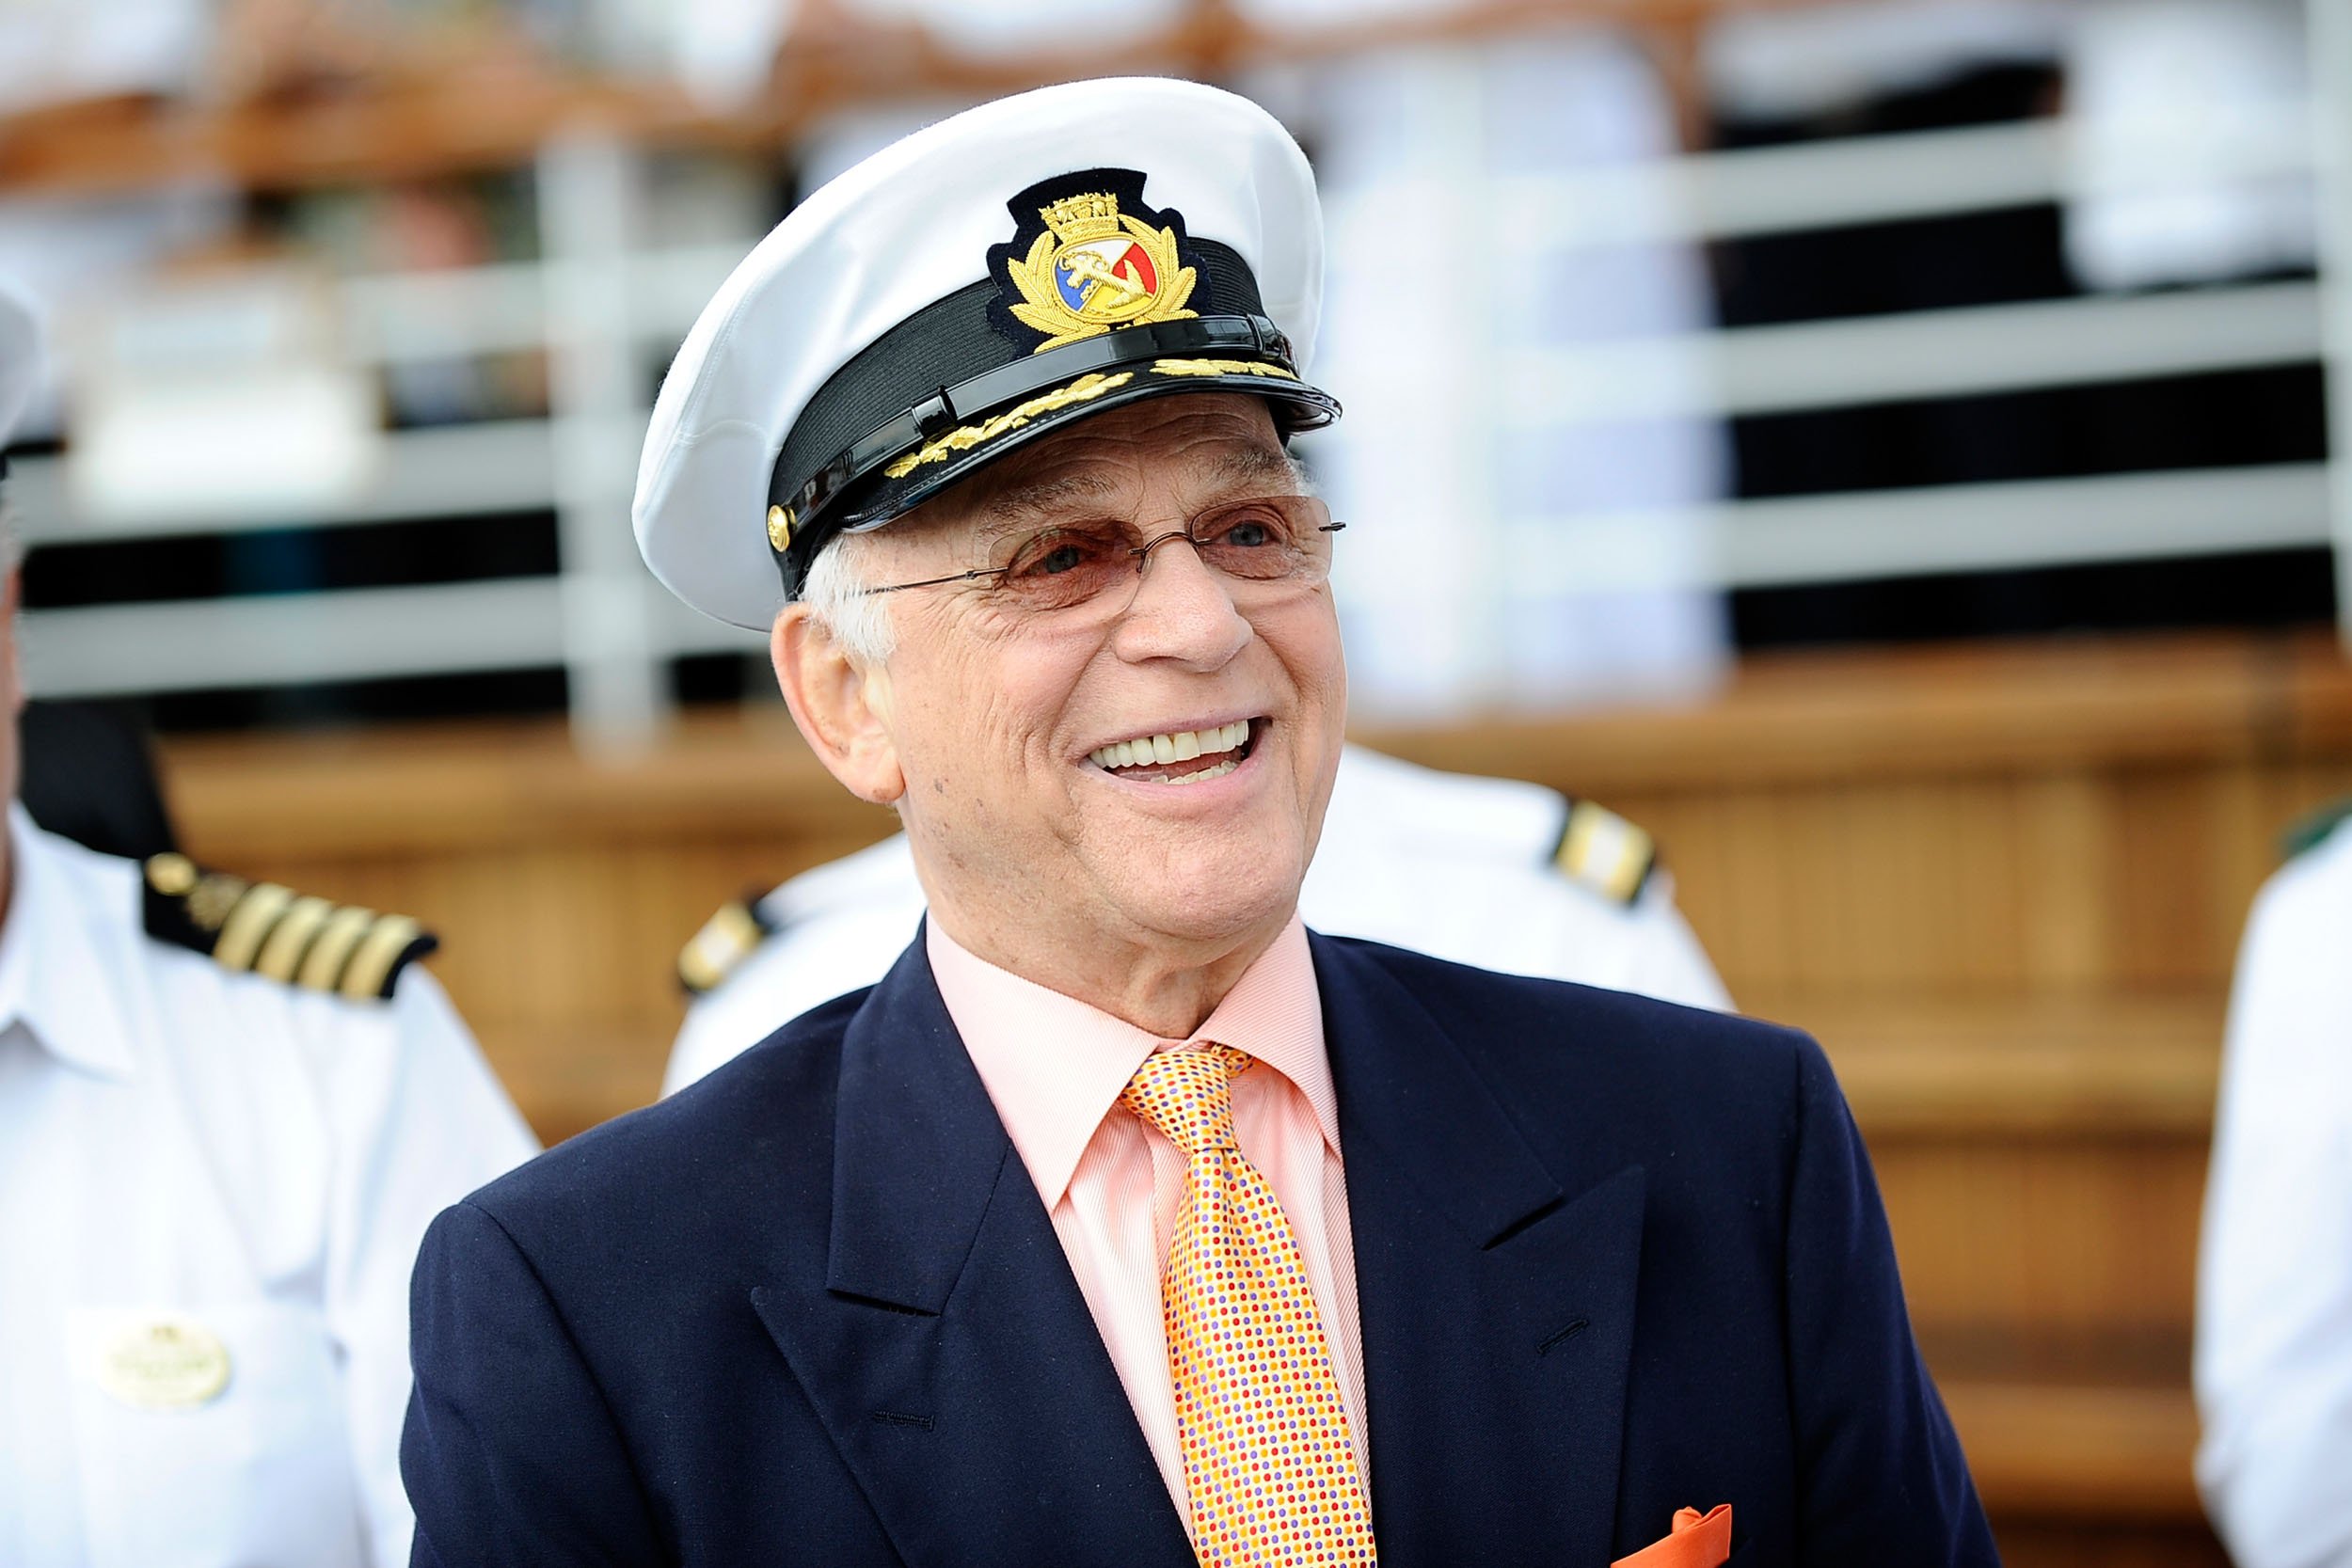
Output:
top-left (967, 471), bottom-right (1120, 538)
top-left (1205, 445), bottom-right (1306, 493)
top-left (949, 444), bottom-right (1303, 545)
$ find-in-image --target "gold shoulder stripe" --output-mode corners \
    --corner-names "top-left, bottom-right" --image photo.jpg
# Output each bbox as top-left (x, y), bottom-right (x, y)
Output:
top-left (678, 897), bottom-right (778, 995)
top-left (341, 914), bottom-right (426, 1002)
top-left (214, 883), bottom-right (294, 973)
top-left (1554, 800), bottom-right (1658, 908)
top-left (253, 895), bottom-right (335, 984)
top-left (297, 904), bottom-right (378, 993)
top-left (140, 855), bottom-right (436, 1001)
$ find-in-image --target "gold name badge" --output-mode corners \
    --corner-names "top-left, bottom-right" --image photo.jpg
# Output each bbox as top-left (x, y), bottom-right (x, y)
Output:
top-left (94, 1314), bottom-right (232, 1410)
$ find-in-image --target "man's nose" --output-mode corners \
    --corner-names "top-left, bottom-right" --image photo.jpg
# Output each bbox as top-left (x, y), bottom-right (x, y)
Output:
top-left (1113, 532), bottom-right (1251, 668)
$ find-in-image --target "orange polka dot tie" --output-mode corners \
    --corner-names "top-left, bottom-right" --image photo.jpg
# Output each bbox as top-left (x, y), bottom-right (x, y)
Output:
top-left (1121, 1045), bottom-right (1378, 1566)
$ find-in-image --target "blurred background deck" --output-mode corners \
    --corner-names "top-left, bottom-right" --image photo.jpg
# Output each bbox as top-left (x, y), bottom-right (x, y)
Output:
top-left (10, 1), bottom-right (2352, 1561)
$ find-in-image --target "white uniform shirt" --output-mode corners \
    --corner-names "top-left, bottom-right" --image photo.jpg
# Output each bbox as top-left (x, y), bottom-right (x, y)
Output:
top-left (665, 745), bottom-right (1732, 1095)
top-left (2197, 818), bottom-right (2352, 1568)
top-left (0, 805), bottom-right (538, 1568)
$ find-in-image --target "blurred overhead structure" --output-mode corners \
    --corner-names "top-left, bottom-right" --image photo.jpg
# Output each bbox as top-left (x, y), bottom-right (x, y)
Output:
top-left (0, 1), bottom-right (1801, 197)
top-left (0, 0), bottom-right (2344, 735)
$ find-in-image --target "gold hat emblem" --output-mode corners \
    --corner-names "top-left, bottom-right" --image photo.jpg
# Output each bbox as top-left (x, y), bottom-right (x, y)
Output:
top-left (1004, 191), bottom-right (1197, 354)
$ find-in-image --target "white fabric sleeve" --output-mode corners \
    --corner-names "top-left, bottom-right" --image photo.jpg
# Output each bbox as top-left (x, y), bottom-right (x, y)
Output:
top-left (2195, 851), bottom-right (2352, 1568)
top-left (316, 972), bottom-right (539, 1568)
top-left (1624, 879), bottom-right (1735, 1013)
top-left (663, 896), bottom-right (925, 1098)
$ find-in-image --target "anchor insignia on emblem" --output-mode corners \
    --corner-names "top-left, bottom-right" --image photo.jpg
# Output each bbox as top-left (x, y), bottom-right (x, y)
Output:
top-left (1002, 189), bottom-right (1199, 353)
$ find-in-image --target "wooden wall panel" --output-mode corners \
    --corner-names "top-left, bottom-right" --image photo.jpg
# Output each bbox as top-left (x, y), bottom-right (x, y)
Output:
top-left (1876, 1140), bottom-right (2205, 1348)
top-left (2012, 771), bottom-right (2114, 990)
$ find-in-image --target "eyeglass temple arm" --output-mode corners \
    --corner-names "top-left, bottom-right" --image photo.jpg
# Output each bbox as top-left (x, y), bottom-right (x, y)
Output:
top-left (858, 519), bottom-right (1346, 597)
top-left (860, 565), bottom-right (1008, 597)
top-left (1120, 516), bottom-right (1345, 557)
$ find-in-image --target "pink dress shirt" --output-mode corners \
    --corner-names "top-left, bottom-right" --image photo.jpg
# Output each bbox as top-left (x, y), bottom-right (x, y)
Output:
top-left (925, 916), bottom-right (1367, 1530)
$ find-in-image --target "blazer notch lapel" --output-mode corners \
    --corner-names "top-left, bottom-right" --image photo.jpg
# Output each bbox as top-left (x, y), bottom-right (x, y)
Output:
top-left (1491, 1164), bottom-right (1648, 1548)
top-left (755, 1151), bottom-right (1190, 1568)
top-left (763, 934), bottom-right (1191, 1568)
top-left (1313, 933), bottom-right (1564, 1246)
top-left (1511, 1164), bottom-right (1646, 1482)
top-left (1314, 935), bottom-right (1649, 1563)
top-left (825, 937), bottom-right (1007, 1313)
top-left (1366, 1161), bottom-right (1649, 1565)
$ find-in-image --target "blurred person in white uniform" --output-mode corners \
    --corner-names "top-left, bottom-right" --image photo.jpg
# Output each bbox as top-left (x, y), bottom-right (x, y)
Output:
top-left (667, 744), bottom-right (1730, 1095)
top-left (0, 285), bottom-right (537, 1568)
top-left (2197, 802), bottom-right (2352, 1568)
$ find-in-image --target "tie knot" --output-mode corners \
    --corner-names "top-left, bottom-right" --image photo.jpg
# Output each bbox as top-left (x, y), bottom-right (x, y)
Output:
top-left (1121, 1044), bottom-right (1250, 1158)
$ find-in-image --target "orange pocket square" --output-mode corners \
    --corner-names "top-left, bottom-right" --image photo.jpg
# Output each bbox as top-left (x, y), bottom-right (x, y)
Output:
top-left (1611, 1504), bottom-right (1732, 1568)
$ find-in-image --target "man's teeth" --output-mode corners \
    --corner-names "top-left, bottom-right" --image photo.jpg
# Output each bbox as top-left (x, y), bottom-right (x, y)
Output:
top-left (1089, 721), bottom-right (1250, 772)
top-left (1162, 758), bottom-right (1239, 785)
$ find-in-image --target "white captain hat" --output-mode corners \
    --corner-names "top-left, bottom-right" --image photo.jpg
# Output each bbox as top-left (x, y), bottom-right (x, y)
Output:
top-left (0, 283), bottom-right (37, 461)
top-left (633, 76), bottom-right (1340, 630)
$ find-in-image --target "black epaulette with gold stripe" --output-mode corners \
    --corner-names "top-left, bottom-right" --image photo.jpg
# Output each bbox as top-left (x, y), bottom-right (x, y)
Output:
top-left (2283, 798), bottom-right (2352, 863)
top-left (677, 895), bottom-right (780, 996)
top-left (1550, 798), bottom-right (1659, 908)
top-left (141, 853), bottom-right (438, 1001)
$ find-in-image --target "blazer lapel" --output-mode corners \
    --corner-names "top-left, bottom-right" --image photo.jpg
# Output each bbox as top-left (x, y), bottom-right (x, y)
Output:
top-left (1315, 935), bottom-right (1648, 1566)
top-left (751, 937), bottom-right (1191, 1568)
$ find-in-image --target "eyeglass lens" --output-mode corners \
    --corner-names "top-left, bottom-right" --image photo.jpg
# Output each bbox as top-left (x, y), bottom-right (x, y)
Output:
top-left (993, 494), bottom-right (1338, 614)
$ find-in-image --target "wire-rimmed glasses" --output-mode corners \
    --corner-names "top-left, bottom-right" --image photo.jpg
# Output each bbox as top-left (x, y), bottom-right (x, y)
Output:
top-left (859, 493), bottom-right (1344, 618)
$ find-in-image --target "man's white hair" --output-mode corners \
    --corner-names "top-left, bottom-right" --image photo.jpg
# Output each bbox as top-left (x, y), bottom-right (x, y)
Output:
top-left (799, 529), bottom-right (896, 667)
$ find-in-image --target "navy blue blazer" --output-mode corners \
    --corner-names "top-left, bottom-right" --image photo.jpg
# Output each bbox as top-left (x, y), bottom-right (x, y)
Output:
top-left (404, 933), bottom-right (1997, 1566)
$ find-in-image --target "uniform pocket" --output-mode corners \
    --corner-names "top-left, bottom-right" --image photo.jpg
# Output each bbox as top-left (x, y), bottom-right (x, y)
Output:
top-left (66, 1302), bottom-right (366, 1568)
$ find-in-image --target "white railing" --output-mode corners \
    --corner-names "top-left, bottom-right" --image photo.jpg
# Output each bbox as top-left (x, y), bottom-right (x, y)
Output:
top-left (1497, 282), bottom-right (2324, 425)
top-left (12, 89), bottom-right (2345, 738)
top-left (2316, 0), bottom-right (2352, 636)
top-left (1503, 465), bottom-right (2334, 598)
top-left (1497, 105), bottom-right (2315, 248)
top-left (20, 578), bottom-right (754, 698)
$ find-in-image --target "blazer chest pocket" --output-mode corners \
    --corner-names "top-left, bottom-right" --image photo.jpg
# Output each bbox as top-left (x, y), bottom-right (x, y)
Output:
top-left (66, 1302), bottom-right (366, 1568)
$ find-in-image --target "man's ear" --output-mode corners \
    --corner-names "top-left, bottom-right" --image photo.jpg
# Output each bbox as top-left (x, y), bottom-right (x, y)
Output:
top-left (771, 603), bottom-right (905, 805)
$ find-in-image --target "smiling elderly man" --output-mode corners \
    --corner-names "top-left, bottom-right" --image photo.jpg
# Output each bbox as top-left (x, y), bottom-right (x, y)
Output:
top-left (402, 81), bottom-right (1996, 1568)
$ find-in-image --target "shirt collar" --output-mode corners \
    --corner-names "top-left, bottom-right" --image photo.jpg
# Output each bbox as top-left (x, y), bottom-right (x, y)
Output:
top-left (927, 914), bottom-right (1336, 1208)
top-left (0, 802), bottom-right (138, 1080)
